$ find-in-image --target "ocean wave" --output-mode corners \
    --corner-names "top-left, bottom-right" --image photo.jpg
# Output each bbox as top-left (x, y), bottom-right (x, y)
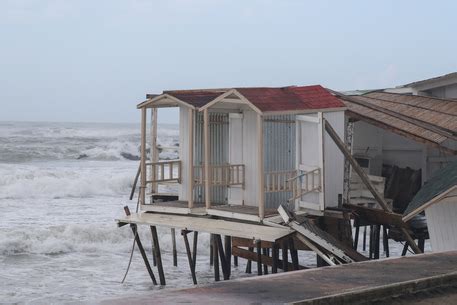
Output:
top-left (0, 122), bottom-right (179, 163)
top-left (0, 164), bottom-right (134, 199)
top-left (0, 224), bottom-right (211, 256)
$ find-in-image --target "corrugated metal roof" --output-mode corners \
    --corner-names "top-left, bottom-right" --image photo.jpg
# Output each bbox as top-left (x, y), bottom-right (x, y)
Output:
top-left (403, 161), bottom-right (457, 218)
top-left (336, 91), bottom-right (457, 154)
top-left (236, 85), bottom-right (345, 112)
top-left (143, 85), bottom-right (345, 113)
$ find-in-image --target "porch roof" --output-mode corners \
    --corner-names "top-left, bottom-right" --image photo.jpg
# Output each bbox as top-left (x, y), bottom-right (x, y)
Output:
top-left (139, 85), bottom-right (345, 113)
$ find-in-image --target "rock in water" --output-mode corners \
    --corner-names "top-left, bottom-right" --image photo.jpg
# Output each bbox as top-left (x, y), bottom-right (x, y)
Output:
top-left (121, 152), bottom-right (140, 160)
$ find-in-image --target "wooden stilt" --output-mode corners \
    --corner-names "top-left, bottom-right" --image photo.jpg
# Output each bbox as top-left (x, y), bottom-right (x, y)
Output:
top-left (234, 255), bottom-right (238, 267)
top-left (418, 239), bottom-right (425, 252)
top-left (281, 241), bottom-right (288, 272)
top-left (374, 225), bottom-right (380, 259)
top-left (171, 228), bottom-right (177, 267)
top-left (151, 233), bottom-right (157, 266)
top-left (353, 218), bottom-right (360, 250)
top-left (192, 231), bottom-right (198, 270)
top-left (256, 240), bottom-right (262, 276)
top-left (182, 230), bottom-right (197, 285)
top-left (402, 243), bottom-right (409, 256)
top-left (215, 235), bottom-right (229, 280)
top-left (124, 206), bottom-right (157, 285)
top-left (150, 226), bottom-right (166, 285)
top-left (383, 226), bottom-right (390, 257)
top-left (224, 236), bottom-right (232, 278)
top-left (262, 248), bottom-right (268, 275)
top-left (245, 247), bottom-right (253, 274)
top-left (213, 235), bottom-right (220, 281)
top-left (363, 226), bottom-right (367, 251)
top-left (289, 237), bottom-right (299, 271)
top-left (210, 234), bottom-right (214, 266)
top-left (272, 243), bottom-right (278, 274)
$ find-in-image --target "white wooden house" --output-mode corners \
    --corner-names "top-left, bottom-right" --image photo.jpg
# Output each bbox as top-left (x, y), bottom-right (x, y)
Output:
top-left (136, 85), bottom-right (346, 222)
top-left (403, 161), bottom-right (457, 252)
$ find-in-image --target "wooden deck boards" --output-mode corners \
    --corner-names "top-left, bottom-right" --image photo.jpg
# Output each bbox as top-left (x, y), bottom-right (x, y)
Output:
top-left (97, 251), bottom-right (457, 305)
top-left (117, 212), bottom-right (293, 242)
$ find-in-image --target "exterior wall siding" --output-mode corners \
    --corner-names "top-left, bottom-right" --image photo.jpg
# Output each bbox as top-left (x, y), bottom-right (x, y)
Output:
top-left (425, 192), bottom-right (457, 252)
top-left (263, 115), bottom-right (296, 209)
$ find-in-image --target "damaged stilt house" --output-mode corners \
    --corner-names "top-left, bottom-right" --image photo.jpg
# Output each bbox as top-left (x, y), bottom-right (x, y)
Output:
top-left (118, 85), bottom-right (394, 285)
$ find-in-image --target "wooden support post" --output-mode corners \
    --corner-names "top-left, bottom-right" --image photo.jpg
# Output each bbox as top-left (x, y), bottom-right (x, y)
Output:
top-left (343, 120), bottom-right (354, 205)
top-left (402, 243), bottom-right (409, 256)
top-left (213, 234), bottom-right (220, 281)
top-left (245, 247), bottom-right (253, 274)
top-left (363, 226), bottom-right (367, 251)
top-left (256, 240), bottom-right (262, 276)
top-left (353, 218), bottom-right (360, 250)
top-left (272, 243), bottom-right (278, 274)
top-left (124, 206), bottom-right (157, 285)
top-left (203, 109), bottom-right (211, 209)
top-left (188, 109), bottom-right (194, 208)
top-left (210, 234), bottom-right (214, 266)
top-left (171, 228), bottom-right (177, 267)
top-left (140, 108), bottom-right (147, 205)
top-left (418, 239), bottom-right (425, 253)
top-left (383, 226), bottom-right (390, 257)
top-left (182, 230), bottom-right (197, 285)
top-left (151, 108), bottom-right (158, 195)
top-left (234, 255), bottom-right (238, 267)
top-left (224, 236), bottom-right (231, 278)
top-left (281, 240), bottom-right (288, 272)
top-left (323, 119), bottom-right (422, 254)
top-left (257, 114), bottom-right (265, 220)
top-left (262, 248), bottom-right (268, 275)
top-left (215, 235), bottom-right (230, 280)
top-left (192, 231), bottom-right (198, 270)
top-left (151, 233), bottom-right (157, 266)
top-left (289, 237), bottom-right (299, 271)
top-left (150, 226), bottom-right (166, 285)
top-left (374, 225), bottom-right (380, 259)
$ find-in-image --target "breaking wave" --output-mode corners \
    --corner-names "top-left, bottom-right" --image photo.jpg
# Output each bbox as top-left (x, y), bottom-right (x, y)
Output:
top-left (0, 164), bottom-right (134, 199)
top-left (0, 122), bottom-right (179, 163)
top-left (0, 224), bottom-right (211, 256)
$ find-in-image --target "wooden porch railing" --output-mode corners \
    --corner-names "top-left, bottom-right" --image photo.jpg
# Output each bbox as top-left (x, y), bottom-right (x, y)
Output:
top-left (288, 168), bottom-right (321, 201)
top-left (146, 160), bottom-right (182, 184)
top-left (194, 164), bottom-right (245, 188)
top-left (264, 170), bottom-right (297, 193)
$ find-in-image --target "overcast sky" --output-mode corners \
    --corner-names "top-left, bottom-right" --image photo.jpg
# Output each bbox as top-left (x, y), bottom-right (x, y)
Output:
top-left (1, 0), bottom-right (456, 124)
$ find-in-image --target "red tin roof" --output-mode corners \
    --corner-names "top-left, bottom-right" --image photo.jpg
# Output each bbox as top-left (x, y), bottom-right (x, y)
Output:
top-left (236, 85), bottom-right (345, 112)
top-left (156, 85), bottom-right (345, 112)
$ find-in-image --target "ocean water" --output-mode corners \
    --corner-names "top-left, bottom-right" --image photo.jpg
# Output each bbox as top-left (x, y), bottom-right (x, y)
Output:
top-left (0, 121), bottom-right (428, 304)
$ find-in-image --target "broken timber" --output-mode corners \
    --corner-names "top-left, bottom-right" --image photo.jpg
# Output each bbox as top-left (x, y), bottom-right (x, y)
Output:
top-left (323, 119), bottom-right (422, 254)
top-left (278, 205), bottom-right (367, 264)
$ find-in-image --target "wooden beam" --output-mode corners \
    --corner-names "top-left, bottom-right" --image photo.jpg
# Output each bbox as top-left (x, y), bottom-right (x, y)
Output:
top-left (182, 230), bottom-right (197, 285)
top-left (150, 226), bottom-right (166, 285)
top-left (232, 246), bottom-right (305, 271)
top-left (204, 109), bottom-right (211, 209)
top-left (323, 119), bottom-right (422, 254)
top-left (140, 108), bottom-right (147, 205)
top-left (151, 108), bottom-right (158, 195)
top-left (188, 109), bottom-right (194, 208)
top-left (171, 228), bottom-right (177, 267)
top-left (256, 240), bottom-right (262, 276)
top-left (257, 114), bottom-right (265, 220)
top-left (124, 206), bottom-right (157, 285)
